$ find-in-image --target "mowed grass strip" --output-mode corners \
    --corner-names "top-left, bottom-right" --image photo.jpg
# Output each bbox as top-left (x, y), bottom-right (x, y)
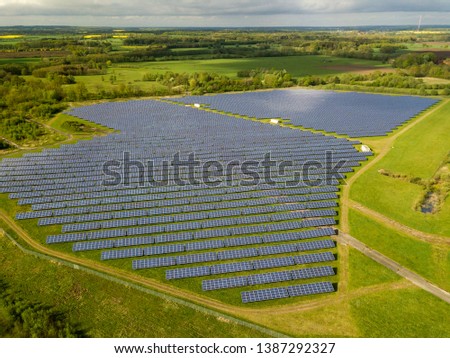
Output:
top-left (351, 100), bottom-right (450, 236)
top-left (350, 287), bottom-right (450, 337)
top-left (347, 247), bottom-right (401, 290)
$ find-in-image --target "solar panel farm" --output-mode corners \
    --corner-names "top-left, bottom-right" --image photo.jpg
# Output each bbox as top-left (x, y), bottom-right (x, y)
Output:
top-left (1, 27), bottom-right (450, 338)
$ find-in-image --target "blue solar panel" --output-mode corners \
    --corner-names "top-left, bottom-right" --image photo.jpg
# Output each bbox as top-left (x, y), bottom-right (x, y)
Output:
top-left (223, 236), bottom-right (262, 247)
top-left (259, 243), bottom-right (298, 256)
top-left (241, 287), bottom-right (289, 303)
top-left (247, 271), bottom-right (292, 286)
top-left (185, 240), bottom-right (224, 251)
top-left (101, 248), bottom-right (144, 260)
top-left (290, 266), bottom-right (335, 280)
top-left (286, 281), bottom-right (335, 297)
top-left (293, 252), bottom-right (335, 265)
top-left (202, 276), bottom-right (248, 291)
top-left (252, 256), bottom-right (295, 270)
top-left (132, 257), bottom-right (177, 269)
top-left (217, 248), bottom-right (260, 261)
top-left (177, 252), bottom-right (217, 265)
top-left (143, 244), bottom-right (185, 256)
top-left (166, 266), bottom-right (211, 280)
top-left (210, 261), bottom-right (254, 275)
top-left (172, 89), bottom-right (437, 137)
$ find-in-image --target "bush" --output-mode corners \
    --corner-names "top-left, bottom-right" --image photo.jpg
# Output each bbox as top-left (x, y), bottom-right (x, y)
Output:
top-left (0, 280), bottom-right (86, 338)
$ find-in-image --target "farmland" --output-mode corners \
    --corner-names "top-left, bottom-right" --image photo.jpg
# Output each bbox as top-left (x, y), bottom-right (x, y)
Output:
top-left (0, 26), bottom-right (449, 338)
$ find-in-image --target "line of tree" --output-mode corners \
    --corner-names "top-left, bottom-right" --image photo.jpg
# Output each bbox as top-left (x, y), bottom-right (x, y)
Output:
top-left (143, 68), bottom-right (295, 95)
top-left (392, 52), bottom-right (450, 79)
top-left (0, 280), bottom-right (86, 338)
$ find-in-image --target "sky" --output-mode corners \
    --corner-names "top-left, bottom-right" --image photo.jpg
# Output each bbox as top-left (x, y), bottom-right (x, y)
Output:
top-left (0, 0), bottom-right (449, 27)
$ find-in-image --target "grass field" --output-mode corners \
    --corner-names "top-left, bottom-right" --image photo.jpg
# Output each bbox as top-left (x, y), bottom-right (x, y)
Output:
top-left (347, 248), bottom-right (401, 290)
top-left (351, 100), bottom-right (450, 236)
top-left (349, 287), bottom-right (450, 337)
top-left (114, 55), bottom-right (388, 77)
top-left (349, 209), bottom-right (450, 292)
top-left (0, 228), bottom-right (270, 338)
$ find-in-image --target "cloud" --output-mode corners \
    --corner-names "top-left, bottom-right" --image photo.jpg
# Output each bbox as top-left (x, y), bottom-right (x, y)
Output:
top-left (0, 0), bottom-right (449, 17)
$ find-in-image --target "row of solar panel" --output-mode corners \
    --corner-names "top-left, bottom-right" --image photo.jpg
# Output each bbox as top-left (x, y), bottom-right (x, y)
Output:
top-left (241, 281), bottom-right (335, 303)
top-left (1, 153), bottom-right (359, 178)
top-left (18, 195), bottom-right (338, 220)
top-left (2, 178), bottom-right (338, 199)
top-left (48, 217), bottom-right (336, 243)
top-left (163, 252), bottom-right (336, 279)
top-left (72, 227), bottom-right (336, 252)
top-left (17, 179), bottom-right (341, 205)
top-left (7, 132), bottom-right (359, 156)
top-left (0, 144), bottom-right (367, 170)
top-left (28, 191), bottom-right (338, 213)
top-left (135, 250), bottom-right (335, 271)
top-left (13, 181), bottom-right (341, 206)
top-left (0, 157), bottom-right (361, 184)
top-left (1, 136), bottom-right (364, 157)
top-left (6, 168), bottom-right (347, 197)
top-left (0, 147), bottom-right (363, 165)
top-left (0, 153), bottom-right (366, 181)
top-left (202, 265), bottom-right (335, 290)
top-left (0, 139), bottom-right (362, 164)
top-left (100, 238), bottom-right (335, 261)
top-left (61, 209), bottom-right (336, 233)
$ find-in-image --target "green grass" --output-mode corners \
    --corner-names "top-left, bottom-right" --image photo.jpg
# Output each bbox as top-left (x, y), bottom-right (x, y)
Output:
top-left (0, 229), bottom-right (268, 338)
top-left (113, 55), bottom-right (387, 78)
top-left (349, 209), bottom-right (450, 292)
top-left (50, 113), bottom-right (114, 137)
top-left (351, 100), bottom-right (450, 236)
top-left (347, 248), bottom-right (401, 290)
top-left (70, 75), bottom-right (168, 94)
top-left (350, 287), bottom-right (450, 337)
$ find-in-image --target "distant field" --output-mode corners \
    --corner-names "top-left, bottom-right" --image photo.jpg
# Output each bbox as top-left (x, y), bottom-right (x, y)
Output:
top-left (0, 35), bottom-right (23, 39)
top-left (69, 55), bottom-right (390, 93)
top-left (351, 100), bottom-right (450, 236)
top-left (111, 55), bottom-right (390, 78)
top-left (407, 42), bottom-right (450, 51)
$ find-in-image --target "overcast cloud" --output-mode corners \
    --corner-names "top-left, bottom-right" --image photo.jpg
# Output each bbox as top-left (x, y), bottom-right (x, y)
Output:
top-left (0, 0), bottom-right (449, 26)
